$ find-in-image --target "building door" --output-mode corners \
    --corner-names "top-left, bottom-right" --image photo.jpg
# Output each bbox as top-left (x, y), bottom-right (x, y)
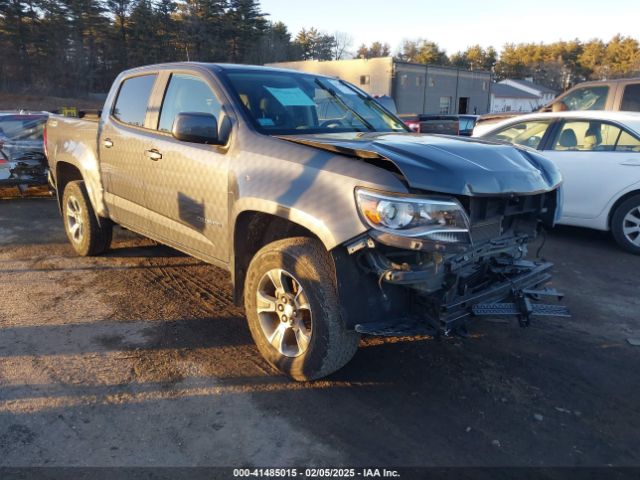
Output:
top-left (458, 97), bottom-right (469, 114)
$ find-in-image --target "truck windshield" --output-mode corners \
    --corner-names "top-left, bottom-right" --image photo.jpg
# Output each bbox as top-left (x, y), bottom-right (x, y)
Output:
top-left (221, 70), bottom-right (408, 135)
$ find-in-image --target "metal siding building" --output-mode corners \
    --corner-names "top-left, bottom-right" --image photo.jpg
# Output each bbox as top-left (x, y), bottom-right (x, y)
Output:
top-left (267, 57), bottom-right (492, 115)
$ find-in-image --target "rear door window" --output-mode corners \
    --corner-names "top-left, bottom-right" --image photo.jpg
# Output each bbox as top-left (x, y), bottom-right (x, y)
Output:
top-left (112, 74), bottom-right (157, 127)
top-left (620, 84), bottom-right (640, 112)
top-left (551, 121), bottom-right (622, 151)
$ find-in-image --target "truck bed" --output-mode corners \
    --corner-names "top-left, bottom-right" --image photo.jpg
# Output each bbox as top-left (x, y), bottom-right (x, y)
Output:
top-left (46, 114), bottom-right (104, 214)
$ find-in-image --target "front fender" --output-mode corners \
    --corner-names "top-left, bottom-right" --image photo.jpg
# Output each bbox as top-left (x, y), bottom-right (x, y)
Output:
top-left (228, 135), bottom-right (409, 252)
top-left (231, 198), bottom-right (355, 251)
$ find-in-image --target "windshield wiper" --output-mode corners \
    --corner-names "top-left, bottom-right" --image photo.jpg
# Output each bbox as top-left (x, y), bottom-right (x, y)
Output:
top-left (314, 79), bottom-right (375, 131)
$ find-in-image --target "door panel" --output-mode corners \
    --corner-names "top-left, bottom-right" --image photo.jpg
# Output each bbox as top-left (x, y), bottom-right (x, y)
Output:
top-left (143, 137), bottom-right (229, 259)
top-left (143, 73), bottom-right (229, 261)
top-left (544, 120), bottom-right (640, 220)
top-left (101, 73), bottom-right (158, 228)
top-left (542, 150), bottom-right (633, 219)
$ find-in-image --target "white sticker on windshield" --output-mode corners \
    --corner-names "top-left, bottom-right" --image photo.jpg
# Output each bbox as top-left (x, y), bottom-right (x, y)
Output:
top-left (328, 79), bottom-right (356, 95)
top-left (265, 87), bottom-right (316, 107)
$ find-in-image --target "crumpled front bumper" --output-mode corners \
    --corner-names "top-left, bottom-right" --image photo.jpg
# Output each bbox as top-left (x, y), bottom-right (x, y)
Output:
top-left (440, 259), bottom-right (568, 332)
top-left (352, 236), bottom-right (570, 337)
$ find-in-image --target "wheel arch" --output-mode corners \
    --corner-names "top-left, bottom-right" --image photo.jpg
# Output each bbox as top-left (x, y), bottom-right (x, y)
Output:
top-left (231, 210), bottom-right (327, 306)
top-left (55, 161), bottom-right (84, 212)
top-left (608, 189), bottom-right (640, 229)
top-left (54, 159), bottom-right (108, 220)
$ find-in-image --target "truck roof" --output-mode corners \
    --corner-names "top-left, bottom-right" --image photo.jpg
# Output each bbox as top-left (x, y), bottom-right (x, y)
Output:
top-left (119, 62), bottom-right (339, 80)
top-left (567, 77), bottom-right (640, 87)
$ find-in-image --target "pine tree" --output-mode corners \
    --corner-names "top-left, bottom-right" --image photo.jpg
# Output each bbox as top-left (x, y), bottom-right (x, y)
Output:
top-left (226, 0), bottom-right (266, 63)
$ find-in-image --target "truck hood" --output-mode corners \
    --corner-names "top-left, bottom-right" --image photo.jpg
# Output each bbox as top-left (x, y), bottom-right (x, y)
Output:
top-left (278, 132), bottom-right (562, 196)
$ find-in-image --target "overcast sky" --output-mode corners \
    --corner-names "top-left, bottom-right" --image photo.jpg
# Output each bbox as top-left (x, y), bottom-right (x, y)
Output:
top-left (259, 0), bottom-right (640, 54)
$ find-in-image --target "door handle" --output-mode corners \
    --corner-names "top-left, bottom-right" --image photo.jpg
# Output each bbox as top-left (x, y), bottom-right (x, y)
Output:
top-left (103, 138), bottom-right (114, 148)
top-left (144, 149), bottom-right (162, 161)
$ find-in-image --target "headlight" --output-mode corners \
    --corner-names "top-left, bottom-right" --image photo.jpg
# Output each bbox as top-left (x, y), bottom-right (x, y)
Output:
top-left (355, 188), bottom-right (471, 244)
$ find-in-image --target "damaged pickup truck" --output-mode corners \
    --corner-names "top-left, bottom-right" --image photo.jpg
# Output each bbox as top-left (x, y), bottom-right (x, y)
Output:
top-left (46, 63), bottom-right (568, 380)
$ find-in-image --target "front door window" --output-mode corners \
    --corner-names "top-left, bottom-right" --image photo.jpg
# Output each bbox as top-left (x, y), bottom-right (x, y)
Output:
top-left (158, 74), bottom-right (222, 133)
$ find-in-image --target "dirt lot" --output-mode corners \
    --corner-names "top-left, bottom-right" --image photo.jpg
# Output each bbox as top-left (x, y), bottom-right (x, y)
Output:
top-left (1, 197), bottom-right (639, 468)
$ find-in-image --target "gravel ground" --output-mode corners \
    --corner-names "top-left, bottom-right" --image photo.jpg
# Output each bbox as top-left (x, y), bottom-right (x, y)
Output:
top-left (1, 197), bottom-right (639, 468)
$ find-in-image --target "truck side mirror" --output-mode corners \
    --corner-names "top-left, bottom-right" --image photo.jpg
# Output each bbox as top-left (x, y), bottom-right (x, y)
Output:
top-left (172, 112), bottom-right (221, 145)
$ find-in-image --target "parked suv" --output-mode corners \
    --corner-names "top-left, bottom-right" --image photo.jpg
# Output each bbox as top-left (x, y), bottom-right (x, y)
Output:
top-left (542, 78), bottom-right (640, 113)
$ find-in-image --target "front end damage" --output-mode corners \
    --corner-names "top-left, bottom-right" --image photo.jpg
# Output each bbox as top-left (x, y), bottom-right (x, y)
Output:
top-left (336, 190), bottom-right (569, 337)
top-left (281, 132), bottom-right (569, 336)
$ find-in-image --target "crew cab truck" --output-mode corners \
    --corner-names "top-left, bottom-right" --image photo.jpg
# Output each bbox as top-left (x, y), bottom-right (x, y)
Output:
top-left (46, 63), bottom-right (567, 380)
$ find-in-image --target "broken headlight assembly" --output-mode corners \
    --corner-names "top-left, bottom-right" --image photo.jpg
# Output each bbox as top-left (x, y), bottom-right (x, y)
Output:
top-left (355, 188), bottom-right (472, 247)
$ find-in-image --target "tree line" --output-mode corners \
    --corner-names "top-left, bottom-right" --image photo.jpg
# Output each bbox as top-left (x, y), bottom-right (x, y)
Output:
top-left (1, 0), bottom-right (639, 96)
top-left (0, 0), bottom-right (342, 95)
top-left (360, 37), bottom-right (640, 91)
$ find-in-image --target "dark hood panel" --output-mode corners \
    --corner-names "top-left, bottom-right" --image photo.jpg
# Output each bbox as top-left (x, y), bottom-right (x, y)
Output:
top-left (280, 132), bottom-right (562, 196)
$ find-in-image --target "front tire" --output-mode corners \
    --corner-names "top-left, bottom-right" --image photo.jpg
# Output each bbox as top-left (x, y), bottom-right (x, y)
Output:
top-left (611, 195), bottom-right (640, 255)
top-left (62, 180), bottom-right (112, 256)
top-left (244, 237), bottom-right (360, 381)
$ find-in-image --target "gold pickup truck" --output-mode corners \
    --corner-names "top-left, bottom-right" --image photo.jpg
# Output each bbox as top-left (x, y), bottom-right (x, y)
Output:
top-left (45, 62), bottom-right (568, 380)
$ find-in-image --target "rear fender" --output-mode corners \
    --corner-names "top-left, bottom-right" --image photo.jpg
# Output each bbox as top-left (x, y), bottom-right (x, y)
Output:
top-left (47, 116), bottom-right (108, 217)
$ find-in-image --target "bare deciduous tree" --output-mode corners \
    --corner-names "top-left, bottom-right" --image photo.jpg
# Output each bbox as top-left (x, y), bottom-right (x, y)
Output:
top-left (332, 31), bottom-right (353, 60)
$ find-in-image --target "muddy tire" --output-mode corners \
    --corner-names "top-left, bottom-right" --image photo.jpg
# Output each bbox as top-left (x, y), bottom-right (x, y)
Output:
top-left (62, 180), bottom-right (112, 256)
top-left (244, 237), bottom-right (360, 381)
top-left (611, 194), bottom-right (640, 255)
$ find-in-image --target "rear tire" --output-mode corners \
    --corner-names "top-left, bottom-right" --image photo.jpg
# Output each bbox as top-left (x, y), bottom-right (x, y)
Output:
top-left (611, 195), bottom-right (640, 255)
top-left (62, 180), bottom-right (112, 256)
top-left (244, 237), bottom-right (360, 381)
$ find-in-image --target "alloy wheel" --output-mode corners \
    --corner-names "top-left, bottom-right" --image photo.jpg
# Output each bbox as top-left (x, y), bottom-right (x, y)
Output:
top-left (623, 206), bottom-right (640, 247)
top-left (66, 195), bottom-right (84, 243)
top-left (256, 268), bottom-right (313, 358)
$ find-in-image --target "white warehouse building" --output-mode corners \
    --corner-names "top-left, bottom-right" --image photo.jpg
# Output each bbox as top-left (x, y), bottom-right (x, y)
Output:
top-left (499, 78), bottom-right (557, 105)
top-left (490, 83), bottom-right (542, 113)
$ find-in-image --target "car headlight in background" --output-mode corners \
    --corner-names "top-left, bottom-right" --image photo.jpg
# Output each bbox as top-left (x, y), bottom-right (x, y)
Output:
top-left (355, 188), bottom-right (471, 244)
